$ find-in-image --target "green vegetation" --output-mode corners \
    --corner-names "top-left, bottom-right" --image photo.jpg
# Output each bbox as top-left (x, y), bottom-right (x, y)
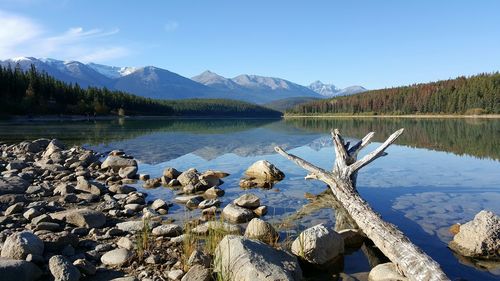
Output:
top-left (287, 73), bottom-right (500, 115)
top-left (263, 96), bottom-right (321, 112)
top-left (0, 64), bottom-right (281, 117)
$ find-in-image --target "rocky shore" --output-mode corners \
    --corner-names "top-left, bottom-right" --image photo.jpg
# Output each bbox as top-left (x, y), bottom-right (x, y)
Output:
top-left (0, 139), bottom-right (498, 281)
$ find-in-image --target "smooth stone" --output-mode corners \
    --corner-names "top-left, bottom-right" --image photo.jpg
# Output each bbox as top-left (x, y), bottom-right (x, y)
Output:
top-left (118, 166), bottom-right (138, 179)
top-left (0, 259), bottom-right (42, 281)
top-left (368, 262), bottom-right (407, 281)
top-left (168, 269), bottom-right (184, 280)
top-left (1, 231), bottom-right (44, 259)
top-left (221, 203), bottom-right (254, 223)
top-left (244, 218), bottom-right (278, 244)
top-left (234, 194), bottom-right (260, 209)
top-left (101, 248), bottom-right (133, 267)
top-left (116, 220), bottom-right (158, 233)
top-left (204, 186), bottom-right (225, 198)
top-left (151, 224), bottom-right (183, 237)
top-left (151, 199), bottom-right (168, 210)
top-left (198, 199), bottom-right (220, 209)
top-left (5, 203), bottom-right (24, 215)
top-left (244, 160), bottom-right (285, 181)
top-left (51, 209), bottom-right (106, 228)
top-left (101, 156), bottom-right (137, 171)
top-left (291, 223), bottom-right (344, 265)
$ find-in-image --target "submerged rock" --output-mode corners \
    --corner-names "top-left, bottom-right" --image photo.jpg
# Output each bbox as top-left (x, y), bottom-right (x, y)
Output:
top-left (368, 262), bottom-right (407, 281)
top-left (449, 210), bottom-right (500, 260)
top-left (214, 235), bottom-right (302, 281)
top-left (234, 193), bottom-right (260, 209)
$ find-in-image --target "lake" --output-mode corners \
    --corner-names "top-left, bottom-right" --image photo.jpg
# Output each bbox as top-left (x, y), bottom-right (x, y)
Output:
top-left (1, 117), bottom-right (499, 280)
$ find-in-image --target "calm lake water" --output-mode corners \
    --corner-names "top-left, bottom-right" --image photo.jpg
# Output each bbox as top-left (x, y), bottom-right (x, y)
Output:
top-left (1, 117), bottom-right (499, 280)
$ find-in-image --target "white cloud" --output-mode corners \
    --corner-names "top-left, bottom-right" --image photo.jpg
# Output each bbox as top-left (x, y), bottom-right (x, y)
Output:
top-left (0, 9), bottom-right (130, 63)
top-left (164, 21), bottom-right (179, 32)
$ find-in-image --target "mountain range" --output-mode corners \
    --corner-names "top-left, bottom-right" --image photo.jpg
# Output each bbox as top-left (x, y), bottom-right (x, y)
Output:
top-left (0, 57), bottom-right (366, 104)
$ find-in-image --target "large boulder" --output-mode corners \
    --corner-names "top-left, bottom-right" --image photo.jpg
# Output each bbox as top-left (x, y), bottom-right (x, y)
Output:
top-left (0, 177), bottom-right (30, 195)
top-left (222, 204), bottom-right (254, 223)
top-left (214, 235), bottom-right (302, 281)
top-left (101, 156), bottom-right (137, 171)
top-left (50, 209), bottom-right (106, 228)
top-left (0, 259), bottom-right (43, 281)
top-left (291, 224), bottom-right (344, 265)
top-left (449, 210), bottom-right (500, 259)
top-left (368, 262), bottom-right (407, 281)
top-left (244, 218), bottom-right (279, 245)
top-left (1, 232), bottom-right (44, 260)
top-left (49, 255), bottom-right (81, 281)
top-left (244, 160), bottom-right (284, 181)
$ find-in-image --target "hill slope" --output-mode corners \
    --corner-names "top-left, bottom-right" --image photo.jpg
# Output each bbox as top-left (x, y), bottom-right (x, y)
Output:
top-left (287, 73), bottom-right (500, 115)
top-left (264, 96), bottom-right (321, 112)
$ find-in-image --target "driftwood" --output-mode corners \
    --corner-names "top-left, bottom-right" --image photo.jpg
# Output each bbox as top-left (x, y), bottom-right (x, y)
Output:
top-left (275, 129), bottom-right (449, 281)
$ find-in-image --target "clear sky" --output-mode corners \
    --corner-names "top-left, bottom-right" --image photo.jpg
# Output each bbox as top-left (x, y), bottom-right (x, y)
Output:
top-left (0, 0), bottom-right (499, 89)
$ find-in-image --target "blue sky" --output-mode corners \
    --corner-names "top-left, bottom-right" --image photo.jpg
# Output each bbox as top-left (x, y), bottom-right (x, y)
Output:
top-left (0, 0), bottom-right (499, 89)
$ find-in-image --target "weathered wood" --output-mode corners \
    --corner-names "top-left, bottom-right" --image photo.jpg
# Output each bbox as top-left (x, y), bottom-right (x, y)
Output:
top-left (275, 129), bottom-right (449, 281)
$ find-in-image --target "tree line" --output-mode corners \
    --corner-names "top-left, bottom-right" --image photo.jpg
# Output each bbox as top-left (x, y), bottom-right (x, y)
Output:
top-left (287, 73), bottom-right (500, 115)
top-left (0, 64), bottom-right (281, 117)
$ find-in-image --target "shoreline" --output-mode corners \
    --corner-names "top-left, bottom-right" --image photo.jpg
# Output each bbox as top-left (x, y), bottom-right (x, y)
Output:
top-left (284, 114), bottom-right (500, 119)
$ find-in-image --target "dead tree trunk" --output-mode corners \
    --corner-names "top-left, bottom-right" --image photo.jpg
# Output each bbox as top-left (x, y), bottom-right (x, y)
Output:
top-left (275, 129), bottom-right (449, 281)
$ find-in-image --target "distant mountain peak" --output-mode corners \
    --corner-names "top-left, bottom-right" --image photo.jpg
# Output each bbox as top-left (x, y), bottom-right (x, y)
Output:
top-left (309, 81), bottom-right (366, 97)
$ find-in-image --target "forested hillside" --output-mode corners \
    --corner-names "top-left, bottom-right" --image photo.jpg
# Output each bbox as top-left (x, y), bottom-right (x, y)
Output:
top-left (0, 65), bottom-right (281, 117)
top-left (287, 73), bottom-right (500, 115)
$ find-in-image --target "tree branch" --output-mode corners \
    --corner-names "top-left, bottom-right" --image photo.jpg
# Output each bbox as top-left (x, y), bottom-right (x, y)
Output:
top-left (348, 131), bottom-right (375, 157)
top-left (348, 128), bottom-right (404, 175)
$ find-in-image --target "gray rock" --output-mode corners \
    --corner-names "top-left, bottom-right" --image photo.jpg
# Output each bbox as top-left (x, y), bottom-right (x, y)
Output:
top-left (191, 221), bottom-right (242, 235)
top-left (116, 237), bottom-right (134, 250)
top-left (118, 166), bottom-right (138, 179)
top-left (244, 160), bottom-right (285, 181)
top-left (449, 210), bottom-right (500, 259)
top-left (291, 223), bottom-right (344, 265)
top-left (49, 255), bottom-right (81, 281)
top-left (73, 258), bottom-right (96, 275)
top-left (0, 259), bottom-right (42, 281)
top-left (222, 204), bottom-right (254, 223)
top-left (177, 168), bottom-right (199, 186)
top-left (0, 177), bottom-right (29, 195)
top-left (23, 208), bottom-right (41, 220)
top-left (6, 160), bottom-right (28, 171)
top-left (244, 218), bottom-right (278, 245)
top-left (187, 250), bottom-right (211, 268)
top-left (51, 209), bottom-right (106, 228)
top-left (116, 220), bottom-right (157, 233)
top-left (181, 265), bottom-right (211, 281)
top-left (42, 139), bottom-right (65, 158)
top-left (168, 269), bottom-right (184, 280)
top-left (368, 262), bottom-right (407, 281)
top-left (234, 194), bottom-right (260, 209)
top-left (101, 155), bottom-right (137, 171)
top-left (339, 229), bottom-right (365, 249)
top-left (151, 199), bottom-right (168, 210)
top-left (53, 183), bottom-right (75, 196)
top-left (1, 231), bottom-right (44, 259)
top-left (175, 195), bottom-right (203, 204)
top-left (254, 205), bottom-right (268, 217)
top-left (75, 176), bottom-right (103, 195)
top-left (204, 186), bottom-right (225, 198)
top-left (198, 199), bottom-right (220, 209)
top-left (214, 235), bottom-right (302, 281)
top-left (101, 248), bottom-right (133, 267)
top-left (163, 167), bottom-right (181, 179)
top-left (109, 184), bottom-right (136, 194)
top-left (4, 202), bottom-right (24, 216)
top-left (152, 224), bottom-right (182, 237)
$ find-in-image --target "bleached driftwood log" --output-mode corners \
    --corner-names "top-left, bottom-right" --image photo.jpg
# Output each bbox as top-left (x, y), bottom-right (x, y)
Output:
top-left (275, 128), bottom-right (449, 281)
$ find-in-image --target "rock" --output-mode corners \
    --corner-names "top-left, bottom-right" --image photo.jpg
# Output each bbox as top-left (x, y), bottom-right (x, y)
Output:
top-left (31, 214), bottom-right (52, 225)
top-left (118, 166), bottom-right (137, 179)
top-left (244, 218), bottom-right (279, 244)
top-left (139, 174), bottom-right (150, 181)
top-left (101, 156), bottom-right (137, 171)
top-left (109, 185), bottom-right (136, 194)
top-left (54, 183), bottom-right (75, 196)
top-left (368, 262), bottom-right (407, 281)
top-left (151, 199), bottom-right (168, 210)
top-left (51, 209), bottom-right (106, 228)
top-left (234, 194), bottom-right (260, 209)
top-left (222, 204), bottom-right (254, 223)
top-left (254, 205), bottom-right (268, 217)
top-left (187, 250), bottom-right (211, 268)
top-left (4, 202), bottom-right (24, 216)
top-left (177, 168), bottom-right (199, 186)
top-left (116, 220), bottom-right (158, 233)
top-left (110, 277), bottom-right (138, 281)
top-left (23, 208), bottom-right (41, 220)
top-left (49, 255), bottom-right (81, 281)
top-left (175, 195), bottom-right (203, 204)
top-left (201, 206), bottom-right (217, 216)
top-left (181, 265), bottom-right (211, 281)
top-left (204, 186), bottom-right (225, 198)
top-left (198, 199), bottom-right (220, 209)
top-left (124, 203), bottom-right (143, 212)
top-left (76, 176), bottom-right (103, 195)
top-left (1, 231), bottom-right (44, 259)
top-left (449, 223), bottom-right (460, 235)
top-left (152, 224), bottom-right (182, 237)
top-left (39, 231), bottom-right (78, 252)
top-left (163, 167), bottom-right (181, 179)
top-left (198, 173), bottom-right (222, 187)
top-left (449, 210), bottom-right (500, 259)
top-left (168, 269), bottom-right (184, 280)
top-left (291, 223), bottom-right (344, 265)
top-left (0, 259), bottom-right (42, 281)
top-left (244, 160), bottom-right (285, 181)
top-left (0, 177), bottom-right (29, 195)
top-left (117, 237), bottom-right (134, 250)
top-left (101, 248), bottom-right (133, 267)
top-left (186, 197), bottom-right (202, 209)
top-left (215, 235), bottom-right (302, 281)
top-left (73, 258), bottom-right (96, 275)
top-left (42, 139), bottom-right (65, 158)
top-left (143, 178), bottom-right (161, 188)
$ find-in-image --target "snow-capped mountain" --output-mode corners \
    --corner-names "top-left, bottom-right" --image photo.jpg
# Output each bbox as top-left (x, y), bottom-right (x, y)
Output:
top-left (0, 57), bottom-right (366, 103)
top-left (308, 81), bottom-right (367, 97)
